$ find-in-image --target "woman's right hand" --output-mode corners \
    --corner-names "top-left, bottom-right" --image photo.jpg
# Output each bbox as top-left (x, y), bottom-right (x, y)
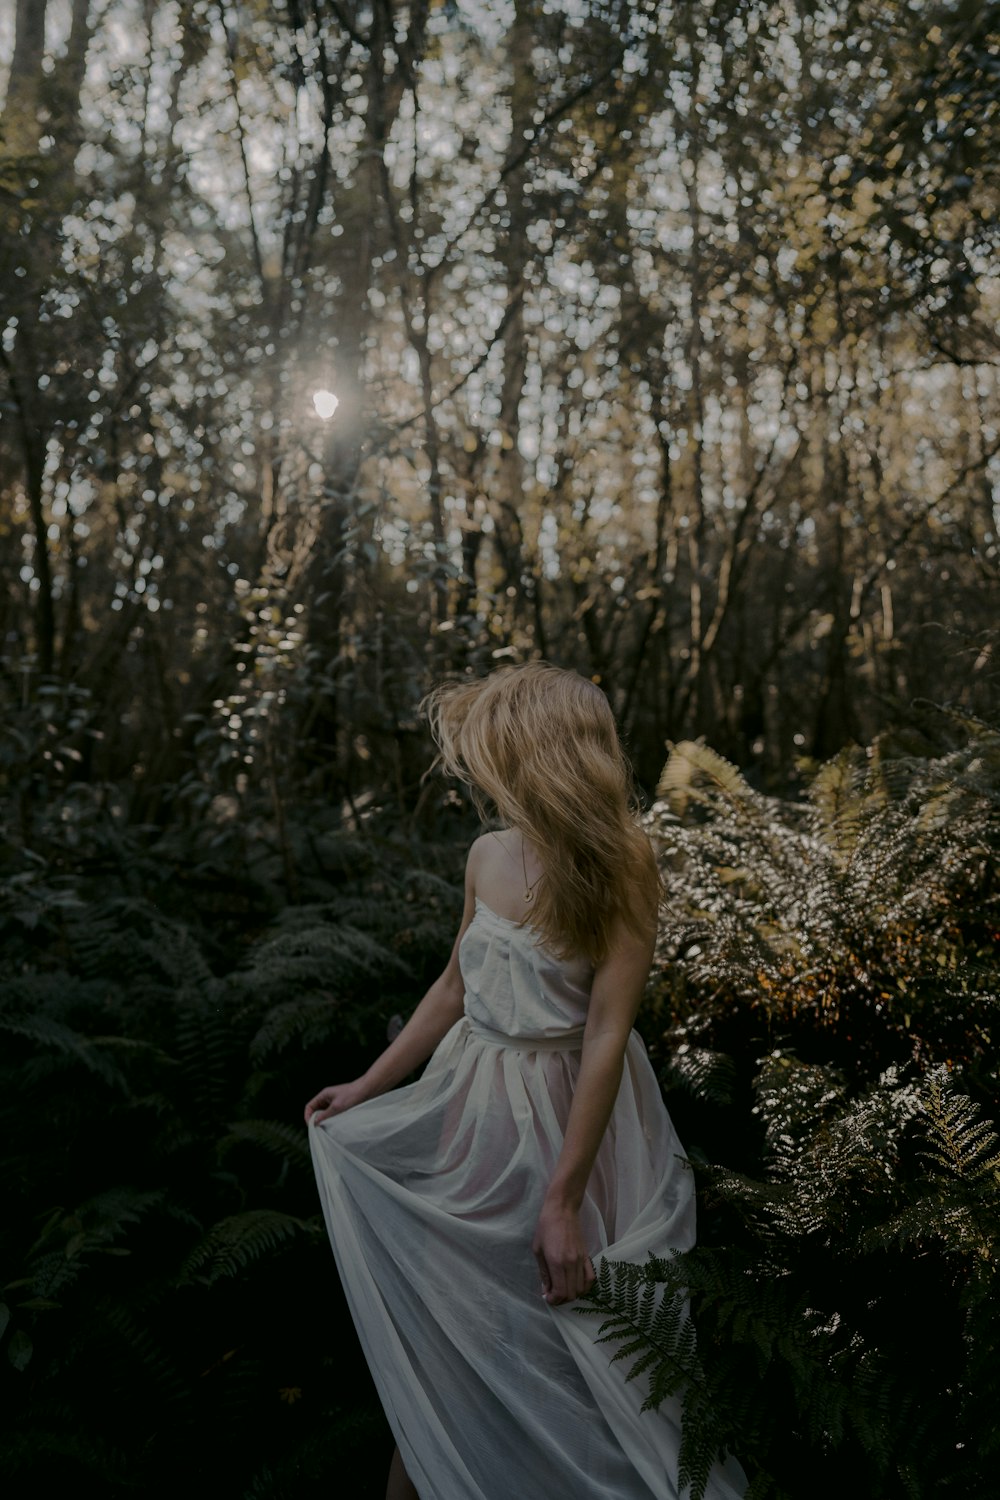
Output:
top-left (304, 1079), bottom-right (371, 1126)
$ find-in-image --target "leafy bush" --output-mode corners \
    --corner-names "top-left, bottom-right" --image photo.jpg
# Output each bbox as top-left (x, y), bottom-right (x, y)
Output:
top-left (0, 824), bottom-right (464, 1496)
top-left (584, 709), bottom-right (1000, 1499)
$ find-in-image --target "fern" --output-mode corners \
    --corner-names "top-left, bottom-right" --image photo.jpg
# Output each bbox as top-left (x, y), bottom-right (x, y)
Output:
top-left (661, 1044), bottom-right (739, 1107)
top-left (806, 747), bottom-right (873, 868)
top-left (579, 1251), bottom-right (853, 1500)
top-left (648, 713), bottom-right (1000, 1070)
top-left (249, 994), bottom-right (355, 1063)
top-left (860, 1070), bottom-right (1000, 1270)
top-left (0, 821), bottom-right (440, 1492)
top-left (63, 896), bottom-right (210, 1005)
top-left (0, 1424), bottom-right (130, 1482)
top-left (175, 986), bottom-right (241, 1129)
top-left (921, 1070), bottom-right (1000, 1184)
top-left (99, 1302), bottom-right (194, 1415)
top-left (0, 1008), bottom-right (131, 1093)
top-left (237, 922), bottom-right (407, 1001)
top-left (16, 1189), bottom-right (170, 1301)
top-left (580, 1255), bottom-right (727, 1500)
top-left (657, 739), bottom-right (757, 819)
top-left (216, 1119), bottom-right (313, 1173)
top-left (179, 1210), bottom-right (318, 1286)
top-left (752, 1053), bottom-right (847, 1179)
top-left (582, 1240), bottom-right (948, 1497)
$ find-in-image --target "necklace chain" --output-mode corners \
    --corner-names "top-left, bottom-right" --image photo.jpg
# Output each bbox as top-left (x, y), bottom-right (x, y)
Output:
top-left (520, 836), bottom-right (541, 903)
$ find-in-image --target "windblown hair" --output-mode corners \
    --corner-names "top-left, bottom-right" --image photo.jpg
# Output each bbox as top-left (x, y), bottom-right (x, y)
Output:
top-left (422, 663), bottom-right (661, 966)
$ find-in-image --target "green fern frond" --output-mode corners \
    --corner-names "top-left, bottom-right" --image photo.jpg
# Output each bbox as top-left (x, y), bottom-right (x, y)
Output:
top-left (233, 924), bottom-right (408, 1019)
top-left (29, 1187), bottom-right (168, 1257)
top-left (657, 739), bottom-right (753, 815)
top-left (102, 1303), bottom-right (193, 1412)
top-left (249, 994), bottom-right (355, 1063)
top-left (580, 1256), bottom-right (702, 1396)
top-left (0, 1011), bottom-right (130, 1091)
top-left (0, 1010), bottom-right (96, 1059)
top-left (216, 1119), bottom-right (313, 1172)
top-left (399, 865), bottom-right (464, 904)
top-left (0, 1424), bottom-right (129, 1481)
top-left (806, 745), bottom-right (872, 865)
top-left (21, 1248), bottom-right (88, 1300)
top-left (753, 1053), bottom-right (847, 1177)
top-left (579, 1255), bottom-right (751, 1500)
top-left (922, 1071), bottom-right (1000, 1183)
top-left (179, 1209), bottom-right (318, 1286)
top-left (662, 1045), bottom-right (738, 1106)
top-left (175, 992), bottom-right (242, 1126)
top-left (0, 974), bottom-right (91, 1014)
top-left (254, 922), bottom-right (405, 975)
top-left (15, 1188), bottom-right (169, 1300)
top-left (64, 896), bottom-right (207, 996)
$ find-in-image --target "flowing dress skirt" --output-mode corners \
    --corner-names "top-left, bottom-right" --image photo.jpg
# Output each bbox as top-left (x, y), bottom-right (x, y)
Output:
top-left (309, 901), bottom-right (746, 1499)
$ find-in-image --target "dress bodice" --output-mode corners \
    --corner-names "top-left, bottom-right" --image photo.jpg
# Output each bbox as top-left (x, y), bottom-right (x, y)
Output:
top-left (459, 898), bottom-right (594, 1042)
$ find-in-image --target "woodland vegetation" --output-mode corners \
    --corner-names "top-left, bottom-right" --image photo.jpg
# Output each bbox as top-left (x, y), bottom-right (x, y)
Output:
top-left (1, 1), bottom-right (998, 1496)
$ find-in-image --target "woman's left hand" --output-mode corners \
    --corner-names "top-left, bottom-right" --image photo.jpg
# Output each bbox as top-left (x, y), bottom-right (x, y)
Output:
top-left (531, 1195), bottom-right (596, 1305)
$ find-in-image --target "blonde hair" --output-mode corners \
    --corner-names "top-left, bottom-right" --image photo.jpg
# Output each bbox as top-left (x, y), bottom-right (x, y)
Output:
top-left (421, 663), bottom-right (661, 965)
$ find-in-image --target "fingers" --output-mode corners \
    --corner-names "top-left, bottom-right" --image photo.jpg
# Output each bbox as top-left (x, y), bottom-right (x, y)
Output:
top-left (533, 1247), bottom-right (552, 1301)
top-left (303, 1088), bottom-right (333, 1125)
top-left (304, 1081), bottom-right (370, 1125)
top-left (540, 1255), bottom-right (596, 1306)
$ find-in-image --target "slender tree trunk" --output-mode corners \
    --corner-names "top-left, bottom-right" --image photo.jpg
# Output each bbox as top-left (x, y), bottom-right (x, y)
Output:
top-left (681, 149), bottom-right (708, 731)
top-left (1, 0), bottom-right (95, 682)
top-left (0, 338), bottom-right (56, 676)
top-left (22, 405), bottom-right (55, 678)
top-left (2, 0), bottom-right (48, 156)
top-left (814, 437), bottom-right (857, 757)
top-left (493, 0), bottom-right (534, 614)
top-left (54, 0), bottom-right (94, 142)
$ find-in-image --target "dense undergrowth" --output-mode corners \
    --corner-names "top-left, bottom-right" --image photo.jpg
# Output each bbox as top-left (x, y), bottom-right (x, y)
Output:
top-left (584, 705), bottom-right (1000, 1499)
top-left (0, 791), bottom-right (465, 1497)
top-left (1, 704), bottom-right (998, 1497)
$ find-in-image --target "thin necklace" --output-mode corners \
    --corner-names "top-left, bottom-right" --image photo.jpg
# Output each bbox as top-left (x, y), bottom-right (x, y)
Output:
top-left (520, 836), bottom-right (542, 903)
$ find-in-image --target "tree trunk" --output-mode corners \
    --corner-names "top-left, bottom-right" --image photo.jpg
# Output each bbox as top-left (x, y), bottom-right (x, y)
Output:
top-left (2, 0), bottom-right (48, 156)
top-left (493, 0), bottom-right (534, 615)
top-left (53, 0), bottom-right (94, 143)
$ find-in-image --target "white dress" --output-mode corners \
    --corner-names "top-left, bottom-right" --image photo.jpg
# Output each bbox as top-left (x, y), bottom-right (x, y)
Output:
top-left (309, 897), bottom-right (747, 1499)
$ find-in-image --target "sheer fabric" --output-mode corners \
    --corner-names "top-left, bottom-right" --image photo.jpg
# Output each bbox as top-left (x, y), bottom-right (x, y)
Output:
top-left (309, 898), bottom-right (746, 1499)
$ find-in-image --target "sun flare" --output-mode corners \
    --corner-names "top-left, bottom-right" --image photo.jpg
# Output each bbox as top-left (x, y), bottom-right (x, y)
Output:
top-left (312, 389), bottom-right (339, 420)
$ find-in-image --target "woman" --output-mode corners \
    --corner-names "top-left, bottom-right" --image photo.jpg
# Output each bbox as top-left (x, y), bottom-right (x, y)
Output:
top-left (305, 663), bottom-right (745, 1500)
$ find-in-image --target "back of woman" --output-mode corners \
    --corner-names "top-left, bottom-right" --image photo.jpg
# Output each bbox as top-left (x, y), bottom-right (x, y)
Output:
top-left (305, 663), bottom-right (746, 1500)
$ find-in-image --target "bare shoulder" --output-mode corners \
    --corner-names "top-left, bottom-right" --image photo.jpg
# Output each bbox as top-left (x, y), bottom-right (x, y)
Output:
top-left (469, 831), bottom-right (496, 858)
top-left (467, 828), bottom-right (509, 879)
top-left (467, 831), bottom-right (493, 873)
top-left (464, 831), bottom-right (498, 892)
top-left (445, 837), bottom-right (489, 964)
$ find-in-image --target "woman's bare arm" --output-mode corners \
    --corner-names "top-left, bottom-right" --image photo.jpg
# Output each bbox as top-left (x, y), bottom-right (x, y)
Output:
top-left (532, 912), bottom-right (656, 1304)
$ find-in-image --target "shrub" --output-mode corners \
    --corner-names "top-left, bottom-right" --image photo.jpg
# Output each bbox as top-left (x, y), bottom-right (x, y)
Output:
top-left (585, 710), bottom-right (1000, 1499)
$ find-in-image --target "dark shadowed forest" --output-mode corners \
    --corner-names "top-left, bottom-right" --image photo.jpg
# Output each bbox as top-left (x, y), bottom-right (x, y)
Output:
top-left (1, 1), bottom-right (998, 1496)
